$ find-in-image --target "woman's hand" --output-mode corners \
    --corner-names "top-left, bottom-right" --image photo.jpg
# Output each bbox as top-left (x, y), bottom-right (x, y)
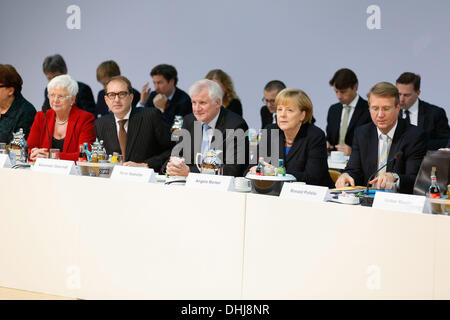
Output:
top-left (30, 148), bottom-right (49, 161)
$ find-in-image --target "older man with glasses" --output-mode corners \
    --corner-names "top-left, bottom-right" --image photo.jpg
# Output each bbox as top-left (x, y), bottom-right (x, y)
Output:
top-left (95, 75), bottom-right (173, 171)
top-left (335, 82), bottom-right (427, 194)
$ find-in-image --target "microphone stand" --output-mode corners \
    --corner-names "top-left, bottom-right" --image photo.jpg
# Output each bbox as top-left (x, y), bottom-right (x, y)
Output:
top-left (43, 107), bottom-right (52, 159)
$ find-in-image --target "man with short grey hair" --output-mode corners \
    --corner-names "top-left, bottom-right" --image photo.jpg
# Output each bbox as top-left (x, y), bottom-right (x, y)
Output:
top-left (166, 79), bottom-right (249, 177)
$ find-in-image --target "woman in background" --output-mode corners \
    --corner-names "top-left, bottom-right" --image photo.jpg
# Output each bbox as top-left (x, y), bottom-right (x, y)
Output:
top-left (205, 69), bottom-right (242, 117)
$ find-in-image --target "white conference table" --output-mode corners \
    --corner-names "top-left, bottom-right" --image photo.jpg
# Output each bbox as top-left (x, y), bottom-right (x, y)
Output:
top-left (0, 167), bottom-right (449, 300)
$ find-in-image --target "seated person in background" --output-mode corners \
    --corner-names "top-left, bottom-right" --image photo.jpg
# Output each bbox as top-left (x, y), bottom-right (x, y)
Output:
top-left (0, 64), bottom-right (36, 143)
top-left (42, 54), bottom-right (96, 115)
top-left (260, 80), bottom-right (286, 129)
top-left (95, 76), bottom-right (173, 171)
top-left (326, 68), bottom-right (371, 156)
top-left (249, 88), bottom-right (334, 188)
top-left (139, 64), bottom-right (191, 127)
top-left (396, 72), bottom-right (450, 150)
top-left (94, 60), bottom-right (140, 117)
top-left (166, 79), bottom-right (249, 177)
top-left (28, 75), bottom-right (96, 161)
top-left (205, 69), bottom-right (243, 117)
top-left (335, 82), bottom-right (427, 194)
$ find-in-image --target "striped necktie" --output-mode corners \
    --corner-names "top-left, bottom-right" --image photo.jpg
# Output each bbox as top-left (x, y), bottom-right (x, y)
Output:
top-left (339, 105), bottom-right (351, 145)
top-left (378, 134), bottom-right (389, 175)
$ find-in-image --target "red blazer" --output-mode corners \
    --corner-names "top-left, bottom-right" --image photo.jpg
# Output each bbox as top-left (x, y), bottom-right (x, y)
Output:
top-left (27, 105), bottom-right (96, 161)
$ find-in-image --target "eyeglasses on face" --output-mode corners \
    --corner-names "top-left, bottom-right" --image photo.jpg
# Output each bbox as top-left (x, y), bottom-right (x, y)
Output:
top-left (106, 91), bottom-right (130, 99)
top-left (262, 97), bottom-right (276, 105)
top-left (48, 93), bottom-right (72, 101)
top-left (369, 106), bottom-right (396, 113)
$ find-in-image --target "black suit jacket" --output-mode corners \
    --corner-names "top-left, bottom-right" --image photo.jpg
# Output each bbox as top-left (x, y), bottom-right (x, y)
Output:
top-left (343, 119), bottom-right (427, 194)
top-left (226, 98), bottom-right (243, 117)
top-left (175, 107), bottom-right (249, 177)
top-left (326, 96), bottom-right (371, 148)
top-left (415, 99), bottom-right (450, 150)
top-left (258, 122), bottom-right (334, 188)
top-left (260, 105), bottom-right (275, 129)
top-left (43, 81), bottom-right (96, 115)
top-left (95, 88), bottom-right (140, 117)
top-left (144, 87), bottom-right (192, 127)
top-left (94, 107), bottom-right (173, 172)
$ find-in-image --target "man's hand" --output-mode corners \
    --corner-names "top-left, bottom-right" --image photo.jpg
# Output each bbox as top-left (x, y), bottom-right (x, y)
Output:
top-left (335, 143), bottom-right (352, 156)
top-left (166, 157), bottom-right (190, 177)
top-left (140, 82), bottom-right (151, 105)
top-left (326, 141), bottom-right (334, 152)
top-left (122, 161), bottom-right (148, 167)
top-left (369, 172), bottom-right (395, 190)
top-left (335, 172), bottom-right (355, 188)
top-left (30, 147), bottom-right (49, 161)
top-left (153, 93), bottom-right (168, 113)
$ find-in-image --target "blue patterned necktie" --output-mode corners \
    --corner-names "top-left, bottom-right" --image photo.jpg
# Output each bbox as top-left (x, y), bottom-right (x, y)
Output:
top-left (378, 134), bottom-right (389, 175)
top-left (201, 123), bottom-right (211, 156)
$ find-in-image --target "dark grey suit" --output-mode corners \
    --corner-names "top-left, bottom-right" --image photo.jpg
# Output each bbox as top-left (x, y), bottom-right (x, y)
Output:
top-left (95, 107), bottom-right (173, 172)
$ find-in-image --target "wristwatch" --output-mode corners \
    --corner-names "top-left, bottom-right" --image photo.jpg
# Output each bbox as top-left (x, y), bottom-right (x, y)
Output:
top-left (392, 173), bottom-right (400, 182)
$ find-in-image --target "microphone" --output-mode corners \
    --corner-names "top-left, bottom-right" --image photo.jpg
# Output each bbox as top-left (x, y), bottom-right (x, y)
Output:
top-left (42, 107), bottom-right (52, 159)
top-left (365, 151), bottom-right (403, 195)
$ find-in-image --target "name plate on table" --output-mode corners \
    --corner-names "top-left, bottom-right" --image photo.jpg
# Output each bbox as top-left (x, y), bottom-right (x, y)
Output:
top-left (280, 183), bottom-right (329, 202)
top-left (186, 173), bottom-right (234, 192)
top-left (32, 158), bottom-right (77, 175)
top-left (373, 192), bottom-right (427, 213)
top-left (0, 154), bottom-right (12, 168)
top-left (110, 166), bottom-right (156, 183)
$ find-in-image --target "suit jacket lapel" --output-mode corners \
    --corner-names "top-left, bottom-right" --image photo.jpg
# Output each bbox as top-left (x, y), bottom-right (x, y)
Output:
top-left (367, 124), bottom-right (379, 175)
top-left (347, 97), bottom-right (363, 132)
top-left (417, 99), bottom-right (425, 129)
top-left (45, 110), bottom-right (56, 149)
top-left (63, 106), bottom-right (79, 152)
top-left (124, 109), bottom-right (141, 161)
top-left (285, 123), bottom-right (308, 163)
top-left (387, 119), bottom-right (406, 172)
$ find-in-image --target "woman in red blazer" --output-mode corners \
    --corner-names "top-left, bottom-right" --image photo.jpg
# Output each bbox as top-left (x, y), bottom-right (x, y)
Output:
top-left (28, 74), bottom-right (95, 161)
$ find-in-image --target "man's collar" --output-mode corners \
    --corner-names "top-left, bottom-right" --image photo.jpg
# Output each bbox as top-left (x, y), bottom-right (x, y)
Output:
top-left (376, 120), bottom-right (398, 140)
top-left (114, 107), bottom-right (132, 123)
top-left (347, 94), bottom-right (359, 108)
top-left (202, 108), bottom-right (220, 129)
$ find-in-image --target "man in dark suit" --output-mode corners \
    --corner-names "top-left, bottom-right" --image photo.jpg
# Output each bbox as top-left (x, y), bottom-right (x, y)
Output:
top-left (166, 79), bottom-right (249, 177)
top-left (336, 82), bottom-right (427, 194)
top-left (95, 76), bottom-right (173, 172)
top-left (139, 64), bottom-right (191, 128)
top-left (326, 68), bottom-right (372, 156)
top-left (396, 72), bottom-right (450, 150)
top-left (260, 80), bottom-right (286, 129)
top-left (42, 54), bottom-right (96, 115)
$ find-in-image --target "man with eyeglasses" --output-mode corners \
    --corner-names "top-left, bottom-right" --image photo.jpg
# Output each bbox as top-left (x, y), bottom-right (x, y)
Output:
top-left (326, 68), bottom-right (371, 156)
top-left (396, 72), bottom-right (450, 150)
top-left (335, 82), bottom-right (426, 194)
top-left (260, 80), bottom-right (286, 129)
top-left (95, 76), bottom-right (173, 171)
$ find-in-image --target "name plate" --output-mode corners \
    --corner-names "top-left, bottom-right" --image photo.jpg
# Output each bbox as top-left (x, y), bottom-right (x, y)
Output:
top-left (32, 158), bottom-right (77, 175)
top-left (186, 173), bottom-right (234, 192)
top-left (110, 165), bottom-right (156, 183)
top-left (373, 192), bottom-right (427, 213)
top-left (0, 154), bottom-right (12, 168)
top-left (280, 183), bottom-right (329, 202)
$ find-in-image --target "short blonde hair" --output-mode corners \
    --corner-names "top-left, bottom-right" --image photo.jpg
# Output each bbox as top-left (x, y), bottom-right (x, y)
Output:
top-left (275, 88), bottom-right (313, 123)
top-left (367, 82), bottom-right (399, 106)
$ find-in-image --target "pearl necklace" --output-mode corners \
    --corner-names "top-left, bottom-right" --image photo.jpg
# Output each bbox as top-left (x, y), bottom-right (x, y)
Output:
top-left (56, 118), bottom-right (68, 125)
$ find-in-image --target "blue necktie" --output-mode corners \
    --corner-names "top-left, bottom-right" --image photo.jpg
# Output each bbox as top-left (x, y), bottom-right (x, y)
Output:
top-left (201, 124), bottom-right (211, 156)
